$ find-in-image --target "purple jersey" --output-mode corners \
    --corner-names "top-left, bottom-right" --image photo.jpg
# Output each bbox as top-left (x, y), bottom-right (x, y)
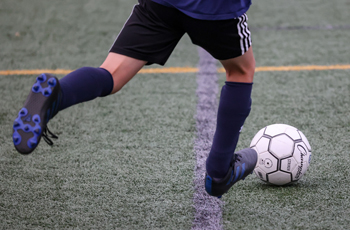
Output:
top-left (151, 0), bottom-right (251, 20)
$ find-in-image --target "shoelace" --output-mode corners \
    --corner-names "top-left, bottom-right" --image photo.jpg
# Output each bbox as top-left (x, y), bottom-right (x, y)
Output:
top-left (233, 153), bottom-right (242, 162)
top-left (42, 127), bottom-right (58, 145)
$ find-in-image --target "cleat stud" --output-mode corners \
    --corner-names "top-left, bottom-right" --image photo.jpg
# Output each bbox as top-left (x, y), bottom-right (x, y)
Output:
top-left (33, 115), bottom-right (40, 123)
top-left (37, 74), bottom-right (46, 82)
top-left (13, 121), bottom-right (20, 127)
top-left (19, 108), bottom-right (27, 116)
top-left (13, 133), bottom-right (21, 145)
top-left (29, 139), bottom-right (37, 148)
top-left (48, 78), bottom-right (56, 86)
top-left (32, 85), bottom-right (40, 92)
top-left (43, 89), bottom-right (51, 96)
top-left (34, 128), bottom-right (41, 135)
top-left (24, 125), bottom-right (30, 132)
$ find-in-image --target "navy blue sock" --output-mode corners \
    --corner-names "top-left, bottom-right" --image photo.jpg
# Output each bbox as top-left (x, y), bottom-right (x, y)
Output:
top-left (206, 81), bottom-right (252, 178)
top-left (58, 67), bottom-right (114, 111)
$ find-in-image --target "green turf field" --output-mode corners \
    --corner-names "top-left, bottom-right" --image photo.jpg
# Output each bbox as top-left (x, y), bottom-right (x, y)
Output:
top-left (1, 0), bottom-right (350, 229)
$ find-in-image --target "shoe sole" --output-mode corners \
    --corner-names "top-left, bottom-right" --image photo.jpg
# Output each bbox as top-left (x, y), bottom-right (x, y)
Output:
top-left (12, 74), bottom-right (60, 154)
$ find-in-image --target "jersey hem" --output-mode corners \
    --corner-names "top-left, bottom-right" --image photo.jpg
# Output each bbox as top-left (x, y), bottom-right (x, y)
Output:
top-left (151, 0), bottom-right (251, 20)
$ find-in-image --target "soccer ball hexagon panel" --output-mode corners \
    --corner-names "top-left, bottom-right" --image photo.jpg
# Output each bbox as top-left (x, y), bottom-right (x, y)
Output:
top-left (250, 124), bottom-right (312, 185)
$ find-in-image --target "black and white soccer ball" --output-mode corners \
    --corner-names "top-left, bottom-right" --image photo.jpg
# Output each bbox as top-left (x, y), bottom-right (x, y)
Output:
top-left (250, 124), bottom-right (312, 185)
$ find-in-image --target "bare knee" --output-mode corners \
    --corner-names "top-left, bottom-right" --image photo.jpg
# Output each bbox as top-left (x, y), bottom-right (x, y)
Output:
top-left (100, 52), bottom-right (147, 94)
top-left (226, 58), bottom-right (255, 83)
top-left (220, 47), bottom-right (255, 83)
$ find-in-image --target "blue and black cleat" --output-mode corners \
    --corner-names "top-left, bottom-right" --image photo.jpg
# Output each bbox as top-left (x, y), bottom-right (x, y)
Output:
top-left (205, 148), bottom-right (258, 197)
top-left (12, 73), bottom-right (61, 154)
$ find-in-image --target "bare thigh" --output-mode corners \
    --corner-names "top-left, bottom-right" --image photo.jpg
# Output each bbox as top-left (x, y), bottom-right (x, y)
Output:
top-left (219, 47), bottom-right (256, 83)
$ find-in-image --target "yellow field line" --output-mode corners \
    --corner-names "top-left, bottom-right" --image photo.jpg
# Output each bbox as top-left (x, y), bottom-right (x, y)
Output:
top-left (140, 67), bottom-right (199, 74)
top-left (0, 64), bottom-right (349, 76)
top-left (256, 64), bottom-right (350, 72)
top-left (0, 69), bottom-right (73, 76)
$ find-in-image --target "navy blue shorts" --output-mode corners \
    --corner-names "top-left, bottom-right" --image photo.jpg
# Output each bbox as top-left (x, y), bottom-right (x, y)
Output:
top-left (110, 0), bottom-right (252, 65)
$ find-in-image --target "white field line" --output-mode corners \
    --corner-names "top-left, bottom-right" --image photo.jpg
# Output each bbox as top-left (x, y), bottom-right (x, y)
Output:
top-left (192, 48), bottom-right (224, 230)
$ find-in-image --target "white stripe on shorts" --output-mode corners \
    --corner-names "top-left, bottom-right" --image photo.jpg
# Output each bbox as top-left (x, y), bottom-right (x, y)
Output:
top-left (237, 13), bottom-right (252, 55)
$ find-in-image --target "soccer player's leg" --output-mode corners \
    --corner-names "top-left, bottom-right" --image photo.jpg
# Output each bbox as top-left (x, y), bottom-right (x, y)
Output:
top-left (12, 0), bottom-right (183, 155)
top-left (12, 54), bottom-right (145, 155)
top-left (205, 47), bottom-right (258, 197)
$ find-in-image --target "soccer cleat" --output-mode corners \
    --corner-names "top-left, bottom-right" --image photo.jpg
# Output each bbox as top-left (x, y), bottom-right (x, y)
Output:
top-left (12, 73), bottom-right (61, 154)
top-left (205, 148), bottom-right (258, 197)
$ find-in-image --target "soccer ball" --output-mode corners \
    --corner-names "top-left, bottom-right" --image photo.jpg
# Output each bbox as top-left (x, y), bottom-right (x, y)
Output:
top-left (250, 124), bottom-right (312, 185)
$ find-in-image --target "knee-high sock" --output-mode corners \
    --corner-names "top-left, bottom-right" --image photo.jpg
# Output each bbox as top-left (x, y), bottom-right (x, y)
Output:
top-left (58, 67), bottom-right (114, 111)
top-left (206, 81), bottom-right (252, 178)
